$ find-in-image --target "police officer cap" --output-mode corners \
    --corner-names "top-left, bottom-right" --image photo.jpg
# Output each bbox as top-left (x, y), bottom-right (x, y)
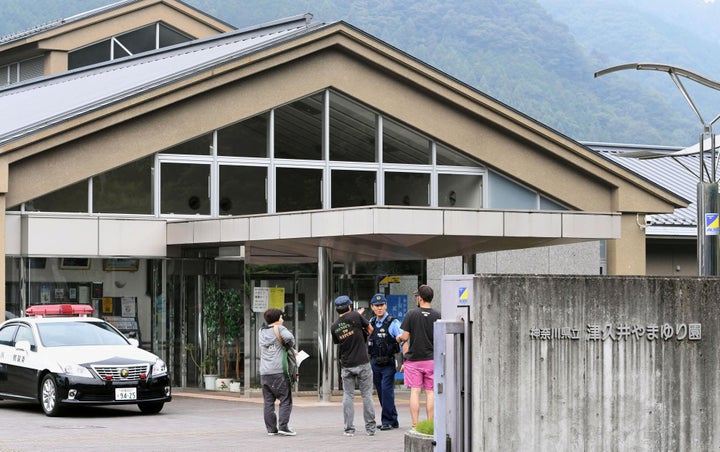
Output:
top-left (370, 293), bottom-right (387, 305)
top-left (334, 295), bottom-right (352, 307)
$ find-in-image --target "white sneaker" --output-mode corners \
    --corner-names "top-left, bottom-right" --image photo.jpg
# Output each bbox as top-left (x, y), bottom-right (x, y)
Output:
top-left (344, 431), bottom-right (355, 437)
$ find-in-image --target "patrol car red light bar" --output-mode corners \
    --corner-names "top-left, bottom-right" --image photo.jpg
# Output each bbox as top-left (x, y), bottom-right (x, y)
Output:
top-left (26, 304), bottom-right (94, 317)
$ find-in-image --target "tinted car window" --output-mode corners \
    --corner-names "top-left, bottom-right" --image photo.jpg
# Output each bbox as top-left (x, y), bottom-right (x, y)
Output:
top-left (0, 324), bottom-right (18, 346)
top-left (37, 322), bottom-right (129, 347)
top-left (15, 324), bottom-right (36, 351)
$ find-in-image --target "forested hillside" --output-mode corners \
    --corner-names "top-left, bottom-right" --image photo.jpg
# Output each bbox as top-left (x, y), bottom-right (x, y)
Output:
top-left (2, 0), bottom-right (719, 147)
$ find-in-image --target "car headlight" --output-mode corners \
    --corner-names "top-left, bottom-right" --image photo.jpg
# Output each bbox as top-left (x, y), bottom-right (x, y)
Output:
top-left (151, 358), bottom-right (167, 377)
top-left (62, 363), bottom-right (94, 378)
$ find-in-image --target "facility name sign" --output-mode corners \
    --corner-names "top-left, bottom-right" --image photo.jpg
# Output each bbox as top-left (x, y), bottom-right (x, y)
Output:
top-left (529, 323), bottom-right (702, 342)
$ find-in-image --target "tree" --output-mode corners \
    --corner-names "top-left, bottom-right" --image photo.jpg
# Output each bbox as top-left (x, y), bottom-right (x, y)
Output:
top-left (204, 279), bottom-right (242, 379)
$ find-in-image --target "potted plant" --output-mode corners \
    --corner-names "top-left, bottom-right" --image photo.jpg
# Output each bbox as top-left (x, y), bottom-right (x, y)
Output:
top-left (185, 343), bottom-right (218, 390)
top-left (204, 279), bottom-right (242, 390)
top-left (224, 287), bottom-right (243, 382)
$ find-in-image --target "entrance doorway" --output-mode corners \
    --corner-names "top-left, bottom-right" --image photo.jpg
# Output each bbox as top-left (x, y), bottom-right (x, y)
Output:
top-left (166, 258), bottom-right (423, 392)
top-left (166, 258), bottom-right (245, 389)
top-left (246, 272), bottom-right (319, 391)
top-left (246, 260), bottom-right (423, 393)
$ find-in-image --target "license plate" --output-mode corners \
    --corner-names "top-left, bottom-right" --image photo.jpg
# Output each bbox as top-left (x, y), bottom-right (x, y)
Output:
top-left (115, 387), bottom-right (137, 400)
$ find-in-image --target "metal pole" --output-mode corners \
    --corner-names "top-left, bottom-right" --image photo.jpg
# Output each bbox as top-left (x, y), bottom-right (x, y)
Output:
top-left (317, 246), bottom-right (333, 402)
top-left (697, 182), bottom-right (719, 275)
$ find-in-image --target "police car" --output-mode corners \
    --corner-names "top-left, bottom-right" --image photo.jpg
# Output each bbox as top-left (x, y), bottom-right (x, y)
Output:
top-left (0, 304), bottom-right (171, 416)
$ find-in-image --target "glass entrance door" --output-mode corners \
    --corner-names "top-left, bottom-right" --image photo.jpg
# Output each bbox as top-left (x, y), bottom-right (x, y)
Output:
top-left (247, 273), bottom-right (319, 391)
top-left (167, 259), bottom-right (203, 388)
top-left (246, 261), bottom-right (423, 393)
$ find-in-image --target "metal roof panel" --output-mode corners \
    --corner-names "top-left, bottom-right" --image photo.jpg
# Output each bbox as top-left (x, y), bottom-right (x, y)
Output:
top-left (0, 14), bottom-right (319, 145)
top-left (588, 142), bottom-right (699, 229)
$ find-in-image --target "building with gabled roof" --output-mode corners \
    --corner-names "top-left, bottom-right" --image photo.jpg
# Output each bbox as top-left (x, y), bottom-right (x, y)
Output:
top-left (0, 0), bottom-right (685, 392)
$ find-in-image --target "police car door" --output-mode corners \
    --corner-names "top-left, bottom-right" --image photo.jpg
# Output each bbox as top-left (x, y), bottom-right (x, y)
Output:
top-left (0, 323), bottom-right (19, 395)
top-left (10, 323), bottom-right (39, 398)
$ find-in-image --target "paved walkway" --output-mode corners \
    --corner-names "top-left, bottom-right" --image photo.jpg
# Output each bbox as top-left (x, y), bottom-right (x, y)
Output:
top-left (172, 386), bottom-right (425, 451)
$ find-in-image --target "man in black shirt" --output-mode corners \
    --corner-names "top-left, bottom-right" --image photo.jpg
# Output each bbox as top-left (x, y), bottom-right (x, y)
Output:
top-left (330, 295), bottom-right (377, 436)
top-left (396, 284), bottom-right (441, 428)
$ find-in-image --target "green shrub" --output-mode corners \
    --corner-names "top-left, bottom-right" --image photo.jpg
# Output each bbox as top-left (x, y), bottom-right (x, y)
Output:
top-left (415, 419), bottom-right (433, 435)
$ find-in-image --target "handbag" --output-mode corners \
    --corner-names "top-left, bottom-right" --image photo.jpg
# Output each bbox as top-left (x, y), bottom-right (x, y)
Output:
top-left (273, 326), bottom-right (299, 382)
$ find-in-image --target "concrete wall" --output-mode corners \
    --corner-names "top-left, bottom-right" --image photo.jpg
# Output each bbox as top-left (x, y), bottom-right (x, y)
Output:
top-left (475, 241), bottom-right (603, 275)
top-left (428, 242), bottom-right (602, 311)
top-left (471, 275), bottom-right (720, 451)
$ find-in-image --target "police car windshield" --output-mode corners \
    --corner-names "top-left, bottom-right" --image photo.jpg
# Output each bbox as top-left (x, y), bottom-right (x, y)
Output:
top-left (37, 321), bottom-right (129, 347)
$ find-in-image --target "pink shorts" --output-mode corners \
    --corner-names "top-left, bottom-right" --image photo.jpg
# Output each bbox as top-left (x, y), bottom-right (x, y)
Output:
top-left (403, 359), bottom-right (434, 391)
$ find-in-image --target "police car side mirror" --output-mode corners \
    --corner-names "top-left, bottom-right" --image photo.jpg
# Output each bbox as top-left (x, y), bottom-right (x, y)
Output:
top-left (15, 340), bottom-right (31, 352)
top-left (128, 338), bottom-right (139, 347)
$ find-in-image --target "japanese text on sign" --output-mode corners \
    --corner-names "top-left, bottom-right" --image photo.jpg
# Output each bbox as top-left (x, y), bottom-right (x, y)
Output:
top-left (529, 323), bottom-right (702, 341)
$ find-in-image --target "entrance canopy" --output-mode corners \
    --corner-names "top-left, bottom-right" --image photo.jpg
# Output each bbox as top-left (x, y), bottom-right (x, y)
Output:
top-left (167, 206), bottom-right (619, 264)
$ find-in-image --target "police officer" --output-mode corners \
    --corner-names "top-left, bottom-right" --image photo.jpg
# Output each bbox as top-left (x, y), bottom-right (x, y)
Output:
top-left (368, 293), bottom-right (402, 430)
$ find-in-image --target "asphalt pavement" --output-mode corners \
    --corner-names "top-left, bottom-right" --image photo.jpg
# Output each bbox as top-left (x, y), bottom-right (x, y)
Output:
top-left (172, 386), bottom-right (416, 451)
top-left (0, 386), bottom-right (422, 451)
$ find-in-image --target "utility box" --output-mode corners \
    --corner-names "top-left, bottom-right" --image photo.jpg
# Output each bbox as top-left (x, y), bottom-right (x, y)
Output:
top-left (435, 274), bottom-right (474, 451)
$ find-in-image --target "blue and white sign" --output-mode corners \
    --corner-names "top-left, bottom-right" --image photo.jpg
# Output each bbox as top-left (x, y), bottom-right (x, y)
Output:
top-left (706, 213), bottom-right (719, 235)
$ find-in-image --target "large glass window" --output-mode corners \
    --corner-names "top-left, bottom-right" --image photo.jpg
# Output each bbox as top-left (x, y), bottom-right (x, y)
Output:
top-left (68, 40), bottom-right (110, 69)
top-left (219, 166), bottom-right (267, 215)
top-left (5, 257), bottom-right (158, 355)
top-left (115, 26), bottom-right (157, 55)
top-left (68, 23), bottom-right (191, 70)
top-left (164, 133), bottom-right (213, 156)
top-left (16, 89), bottom-right (567, 219)
top-left (93, 156), bottom-right (153, 214)
top-left (217, 113), bottom-right (268, 157)
top-left (438, 174), bottom-right (483, 208)
top-left (329, 92), bottom-right (376, 162)
top-left (159, 23), bottom-right (192, 47)
top-left (274, 93), bottom-right (323, 160)
top-left (383, 119), bottom-right (431, 164)
top-left (332, 170), bottom-right (376, 208)
top-left (437, 143), bottom-right (480, 166)
top-left (384, 172), bottom-right (430, 206)
top-left (487, 171), bottom-right (537, 209)
top-left (540, 196), bottom-right (565, 210)
top-left (112, 41), bottom-right (131, 59)
top-left (26, 180), bottom-right (87, 213)
top-left (276, 167), bottom-right (322, 212)
top-left (160, 162), bottom-right (210, 215)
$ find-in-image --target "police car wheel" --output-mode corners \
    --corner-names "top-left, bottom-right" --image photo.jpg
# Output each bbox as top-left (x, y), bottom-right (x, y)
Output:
top-left (40, 374), bottom-right (63, 417)
top-left (138, 401), bottom-right (164, 414)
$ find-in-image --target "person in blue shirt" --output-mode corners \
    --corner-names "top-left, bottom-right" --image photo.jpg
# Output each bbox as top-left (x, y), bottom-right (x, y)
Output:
top-left (367, 293), bottom-right (403, 430)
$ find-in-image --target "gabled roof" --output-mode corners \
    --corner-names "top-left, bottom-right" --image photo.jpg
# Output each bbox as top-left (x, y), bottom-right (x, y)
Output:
top-left (588, 142), bottom-right (697, 234)
top-left (0, 13), bottom-right (316, 145)
top-left (0, 9), bottom-right (685, 220)
top-left (0, 0), bottom-right (233, 47)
